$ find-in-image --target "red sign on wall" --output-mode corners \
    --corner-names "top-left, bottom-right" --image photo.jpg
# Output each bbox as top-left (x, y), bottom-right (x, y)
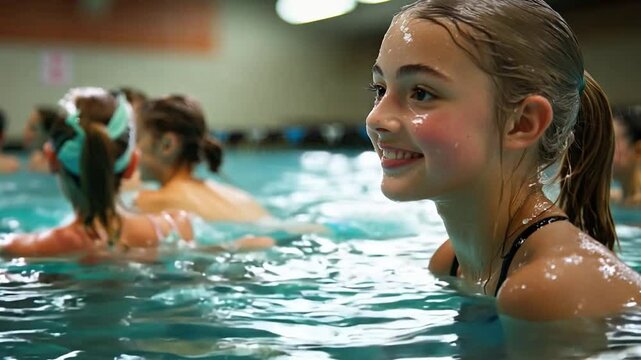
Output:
top-left (41, 51), bottom-right (72, 86)
top-left (0, 0), bottom-right (217, 53)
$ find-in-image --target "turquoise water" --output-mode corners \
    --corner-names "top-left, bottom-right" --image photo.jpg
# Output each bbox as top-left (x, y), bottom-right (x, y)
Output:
top-left (1, 149), bottom-right (641, 359)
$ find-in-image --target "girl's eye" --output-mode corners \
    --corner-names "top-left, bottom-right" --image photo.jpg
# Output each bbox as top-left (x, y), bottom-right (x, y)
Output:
top-left (368, 83), bottom-right (386, 102)
top-left (412, 87), bottom-right (434, 102)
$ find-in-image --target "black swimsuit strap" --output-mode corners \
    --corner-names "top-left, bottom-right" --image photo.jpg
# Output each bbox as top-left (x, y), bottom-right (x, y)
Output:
top-left (494, 216), bottom-right (568, 296)
top-left (448, 216), bottom-right (568, 295)
top-left (449, 255), bottom-right (459, 277)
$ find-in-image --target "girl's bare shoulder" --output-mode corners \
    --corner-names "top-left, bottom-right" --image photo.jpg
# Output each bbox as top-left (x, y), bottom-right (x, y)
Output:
top-left (134, 188), bottom-right (178, 213)
top-left (498, 228), bottom-right (641, 321)
top-left (429, 239), bottom-right (455, 276)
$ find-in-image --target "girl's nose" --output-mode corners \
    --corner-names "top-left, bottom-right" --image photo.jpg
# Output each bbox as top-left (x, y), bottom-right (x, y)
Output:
top-left (365, 97), bottom-right (402, 135)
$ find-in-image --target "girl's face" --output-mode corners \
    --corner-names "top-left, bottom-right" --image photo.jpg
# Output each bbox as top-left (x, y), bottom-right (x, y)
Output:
top-left (366, 16), bottom-right (499, 202)
top-left (612, 118), bottom-right (637, 176)
top-left (23, 111), bottom-right (46, 150)
top-left (136, 126), bottom-right (165, 182)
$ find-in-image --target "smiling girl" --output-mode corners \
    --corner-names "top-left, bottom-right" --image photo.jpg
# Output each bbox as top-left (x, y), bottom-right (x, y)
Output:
top-left (366, 0), bottom-right (641, 322)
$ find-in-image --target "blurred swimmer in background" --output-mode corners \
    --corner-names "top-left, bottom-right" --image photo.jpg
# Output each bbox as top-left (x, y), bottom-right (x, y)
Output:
top-left (23, 105), bottom-right (64, 172)
top-left (0, 109), bottom-right (20, 173)
top-left (135, 95), bottom-right (271, 222)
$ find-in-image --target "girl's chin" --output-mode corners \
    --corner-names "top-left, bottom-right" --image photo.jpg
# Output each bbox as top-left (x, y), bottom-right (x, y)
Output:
top-left (381, 186), bottom-right (426, 202)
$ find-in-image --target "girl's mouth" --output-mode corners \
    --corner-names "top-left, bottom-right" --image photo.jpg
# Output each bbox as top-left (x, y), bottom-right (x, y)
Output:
top-left (380, 148), bottom-right (424, 169)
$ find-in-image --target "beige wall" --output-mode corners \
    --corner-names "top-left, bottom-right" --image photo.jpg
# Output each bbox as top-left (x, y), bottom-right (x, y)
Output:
top-left (0, 0), bottom-right (376, 142)
top-left (565, 1), bottom-right (641, 107)
top-left (1, 0), bottom-right (638, 143)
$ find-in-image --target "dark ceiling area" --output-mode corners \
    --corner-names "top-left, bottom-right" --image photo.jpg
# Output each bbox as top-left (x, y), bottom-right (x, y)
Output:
top-left (297, 0), bottom-right (640, 39)
top-left (548, 0), bottom-right (630, 11)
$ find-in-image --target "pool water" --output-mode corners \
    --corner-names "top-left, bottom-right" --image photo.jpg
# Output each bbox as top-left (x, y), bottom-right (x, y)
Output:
top-left (1, 149), bottom-right (641, 359)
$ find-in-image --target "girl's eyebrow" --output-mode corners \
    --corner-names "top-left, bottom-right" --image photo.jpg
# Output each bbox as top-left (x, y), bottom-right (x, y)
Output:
top-left (372, 63), bottom-right (451, 82)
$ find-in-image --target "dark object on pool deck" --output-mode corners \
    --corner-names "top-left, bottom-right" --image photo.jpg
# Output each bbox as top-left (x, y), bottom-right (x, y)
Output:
top-left (211, 123), bottom-right (372, 149)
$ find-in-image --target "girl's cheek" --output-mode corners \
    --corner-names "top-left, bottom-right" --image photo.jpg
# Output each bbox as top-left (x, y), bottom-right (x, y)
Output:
top-left (412, 117), bottom-right (462, 157)
top-left (412, 119), bottom-right (488, 177)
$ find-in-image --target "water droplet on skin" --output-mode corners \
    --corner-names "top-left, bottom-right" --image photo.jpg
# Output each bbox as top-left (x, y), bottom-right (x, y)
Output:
top-left (577, 232), bottom-right (608, 255)
top-left (598, 257), bottom-right (617, 280)
top-left (576, 234), bottom-right (641, 286)
top-left (544, 272), bottom-right (558, 280)
top-left (563, 255), bottom-right (584, 265)
top-left (543, 261), bottom-right (559, 280)
top-left (573, 301), bottom-right (585, 314)
top-left (519, 201), bottom-right (550, 225)
top-left (454, 142), bottom-right (460, 149)
top-left (411, 114), bottom-right (428, 126)
top-left (399, 17), bottom-right (413, 44)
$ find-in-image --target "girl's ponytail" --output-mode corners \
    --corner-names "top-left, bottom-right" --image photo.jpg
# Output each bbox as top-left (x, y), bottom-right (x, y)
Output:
top-left (202, 137), bottom-right (223, 173)
top-left (558, 71), bottom-right (616, 249)
top-left (80, 121), bottom-right (119, 242)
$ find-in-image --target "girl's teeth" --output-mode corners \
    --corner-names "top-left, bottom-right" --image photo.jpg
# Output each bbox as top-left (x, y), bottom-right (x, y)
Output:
top-left (382, 149), bottom-right (421, 160)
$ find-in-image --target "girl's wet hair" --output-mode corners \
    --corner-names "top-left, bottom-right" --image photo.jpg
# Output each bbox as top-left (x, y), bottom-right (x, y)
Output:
top-left (49, 91), bottom-right (131, 243)
top-left (113, 86), bottom-right (147, 105)
top-left (139, 95), bottom-right (223, 173)
top-left (400, 0), bottom-right (616, 248)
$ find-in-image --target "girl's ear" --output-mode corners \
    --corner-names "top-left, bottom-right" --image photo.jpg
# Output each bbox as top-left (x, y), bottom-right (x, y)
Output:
top-left (43, 142), bottom-right (61, 173)
top-left (122, 149), bottom-right (139, 179)
top-left (158, 132), bottom-right (181, 159)
top-left (503, 95), bottom-right (553, 150)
